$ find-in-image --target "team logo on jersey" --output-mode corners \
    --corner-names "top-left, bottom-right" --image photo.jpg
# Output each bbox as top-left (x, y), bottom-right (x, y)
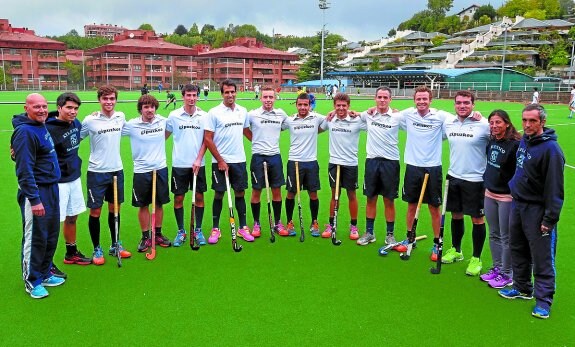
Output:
top-left (490, 151), bottom-right (498, 163)
top-left (516, 153), bottom-right (525, 169)
top-left (70, 133), bottom-right (78, 146)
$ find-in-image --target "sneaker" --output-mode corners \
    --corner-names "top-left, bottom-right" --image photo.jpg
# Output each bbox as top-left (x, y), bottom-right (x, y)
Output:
top-left (321, 224), bottom-right (332, 238)
top-left (532, 306), bottom-right (550, 319)
top-left (64, 251), bottom-right (92, 265)
top-left (155, 233), bottom-right (172, 247)
top-left (42, 275), bottom-right (66, 287)
top-left (488, 274), bottom-right (513, 289)
top-left (281, 221), bottom-right (294, 236)
top-left (430, 244), bottom-right (438, 262)
top-left (480, 267), bottom-right (500, 282)
top-left (349, 225), bottom-right (359, 240)
top-left (238, 226), bottom-right (255, 242)
top-left (208, 228), bottom-right (221, 244)
top-left (310, 220), bottom-right (320, 237)
top-left (252, 222), bottom-right (261, 238)
top-left (50, 264), bottom-right (67, 278)
top-left (393, 240), bottom-right (408, 253)
top-left (173, 229), bottom-right (187, 247)
top-left (28, 285), bottom-right (49, 299)
top-left (498, 288), bottom-right (533, 300)
top-left (274, 221), bottom-right (288, 236)
top-left (356, 233), bottom-right (376, 246)
top-left (92, 246), bottom-right (105, 266)
top-left (441, 247), bottom-right (464, 264)
top-left (385, 234), bottom-right (397, 245)
top-left (138, 237), bottom-right (151, 252)
top-left (466, 257), bottom-right (482, 276)
top-left (109, 242), bottom-right (132, 258)
top-left (195, 229), bottom-right (207, 245)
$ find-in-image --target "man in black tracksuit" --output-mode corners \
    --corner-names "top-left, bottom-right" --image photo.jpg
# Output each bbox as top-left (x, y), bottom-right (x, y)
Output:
top-left (500, 104), bottom-right (564, 319)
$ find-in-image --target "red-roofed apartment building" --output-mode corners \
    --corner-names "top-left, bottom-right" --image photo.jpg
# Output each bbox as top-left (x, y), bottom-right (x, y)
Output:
top-left (0, 19), bottom-right (67, 90)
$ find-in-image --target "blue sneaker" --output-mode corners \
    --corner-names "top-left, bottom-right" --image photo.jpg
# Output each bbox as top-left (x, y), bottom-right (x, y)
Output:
top-left (42, 275), bottom-right (66, 287)
top-left (532, 306), bottom-right (550, 319)
top-left (173, 229), bottom-right (187, 247)
top-left (195, 229), bottom-right (207, 246)
top-left (28, 284), bottom-right (49, 299)
top-left (498, 288), bottom-right (533, 300)
top-left (310, 220), bottom-right (320, 237)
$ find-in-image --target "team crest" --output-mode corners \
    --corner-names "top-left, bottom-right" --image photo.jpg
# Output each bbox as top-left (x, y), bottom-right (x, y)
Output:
top-left (490, 151), bottom-right (498, 163)
top-left (70, 133), bottom-right (78, 146)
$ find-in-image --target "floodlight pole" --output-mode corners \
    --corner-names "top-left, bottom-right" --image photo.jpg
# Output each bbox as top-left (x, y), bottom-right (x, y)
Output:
top-left (499, 23), bottom-right (509, 92)
top-left (568, 40), bottom-right (575, 88)
top-left (319, 0), bottom-right (330, 89)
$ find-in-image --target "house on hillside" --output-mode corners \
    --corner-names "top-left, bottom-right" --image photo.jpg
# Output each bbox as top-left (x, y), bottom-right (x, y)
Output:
top-left (457, 4), bottom-right (480, 22)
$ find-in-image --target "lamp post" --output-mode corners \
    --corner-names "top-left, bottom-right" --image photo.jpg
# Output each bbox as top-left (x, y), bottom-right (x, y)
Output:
top-left (568, 40), bottom-right (575, 88)
top-left (499, 23), bottom-right (510, 92)
top-left (319, 0), bottom-right (330, 88)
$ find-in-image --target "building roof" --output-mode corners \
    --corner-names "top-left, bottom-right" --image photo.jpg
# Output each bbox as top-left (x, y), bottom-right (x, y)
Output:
top-left (0, 31), bottom-right (66, 50)
top-left (456, 4), bottom-right (480, 16)
top-left (86, 33), bottom-right (196, 56)
top-left (199, 45), bottom-right (298, 60)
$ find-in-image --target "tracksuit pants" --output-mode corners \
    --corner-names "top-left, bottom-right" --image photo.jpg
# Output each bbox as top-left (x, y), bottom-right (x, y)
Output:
top-left (509, 200), bottom-right (557, 311)
top-left (18, 184), bottom-right (60, 292)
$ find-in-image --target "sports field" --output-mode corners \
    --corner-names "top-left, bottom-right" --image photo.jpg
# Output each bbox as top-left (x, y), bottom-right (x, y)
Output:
top-left (0, 90), bottom-right (573, 346)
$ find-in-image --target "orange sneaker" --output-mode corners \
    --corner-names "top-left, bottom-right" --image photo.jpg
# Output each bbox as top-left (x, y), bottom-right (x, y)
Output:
top-left (349, 225), bottom-right (359, 240)
top-left (109, 242), bottom-right (132, 258)
top-left (310, 220), bottom-right (320, 237)
top-left (252, 222), bottom-right (261, 238)
top-left (92, 246), bottom-right (105, 266)
top-left (280, 221), bottom-right (293, 236)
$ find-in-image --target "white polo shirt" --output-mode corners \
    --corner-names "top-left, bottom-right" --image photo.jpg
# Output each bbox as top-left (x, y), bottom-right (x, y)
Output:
top-left (122, 115), bottom-right (167, 173)
top-left (361, 110), bottom-right (404, 161)
top-left (402, 107), bottom-right (450, 167)
top-left (445, 115), bottom-right (490, 182)
top-left (282, 112), bottom-right (326, 162)
top-left (166, 106), bottom-right (207, 168)
top-left (325, 115), bottom-right (366, 166)
top-left (248, 106), bottom-right (288, 156)
top-left (80, 111), bottom-right (125, 173)
top-left (205, 102), bottom-right (249, 164)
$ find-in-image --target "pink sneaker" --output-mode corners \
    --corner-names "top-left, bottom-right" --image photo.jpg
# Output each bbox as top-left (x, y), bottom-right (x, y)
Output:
top-left (321, 224), bottom-right (332, 238)
top-left (349, 225), bottom-right (359, 240)
top-left (208, 228), bottom-right (221, 244)
top-left (488, 273), bottom-right (513, 289)
top-left (252, 222), bottom-right (261, 238)
top-left (238, 226), bottom-right (255, 242)
top-left (480, 267), bottom-right (500, 282)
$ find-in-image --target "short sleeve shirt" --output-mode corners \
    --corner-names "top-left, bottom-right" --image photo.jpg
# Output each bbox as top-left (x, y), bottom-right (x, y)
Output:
top-left (205, 103), bottom-right (249, 164)
top-left (122, 115), bottom-right (167, 173)
top-left (80, 111), bottom-right (125, 172)
top-left (166, 106), bottom-right (207, 168)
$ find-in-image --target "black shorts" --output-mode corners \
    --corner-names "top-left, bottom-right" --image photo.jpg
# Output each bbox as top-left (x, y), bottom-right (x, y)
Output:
top-left (250, 154), bottom-right (285, 190)
top-left (286, 160), bottom-right (320, 193)
top-left (363, 158), bottom-right (399, 199)
top-left (211, 162), bottom-right (248, 192)
top-left (171, 166), bottom-right (208, 195)
top-left (328, 163), bottom-right (358, 190)
top-left (402, 164), bottom-right (443, 207)
top-left (132, 167), bottom-right (171, 207)
top-left (86, 170), bottom-right (124, 209)
top-left (446, 175), bottom-right (485, 218)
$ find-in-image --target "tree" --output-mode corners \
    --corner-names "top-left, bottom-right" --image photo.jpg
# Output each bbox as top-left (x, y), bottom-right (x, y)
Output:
top-left (296, 33), bottom-right (344, 81)
top-left (189, 23), bottom-right (200, 36)
top-left (66, 29), bottom-right (80, 37)
top-left (174, 24), bottom-right (188, 36)
top-left (427, 0), bottom-right (453, 16)
top-left (0, 66), bottom-right (11, 90)
top-left (234, 24), bottom-right (258, 38)
top-left (473, 4), bottom-right (497, 21)
top-left (139, 23), bottom-right (154, 31)
top-left (388, 28), bottom-right (396, 38)
top-left (538, 45), bottom-right (553, 69)
top-left (370, 57), bottom-right (381, 71)
top-left (63, 60), bottom-right (83, 86)
top-left (201, 24), bottom-right (216, 35)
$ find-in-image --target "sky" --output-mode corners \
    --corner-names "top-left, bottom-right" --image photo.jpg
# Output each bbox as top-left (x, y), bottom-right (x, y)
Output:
top-left (4, 0), bottom-right (506, 43)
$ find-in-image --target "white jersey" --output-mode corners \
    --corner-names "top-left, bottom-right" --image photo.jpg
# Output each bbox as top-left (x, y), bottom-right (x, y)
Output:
top-left (361, 110), bottom-right (404, 160)
top-left (282, 112), bottom-right (326, 162)
top-left (122, 115), bottom-right (167, 173)
top-left (445, 115), bottom-right (490, 182)
top-left (325, 115), bottom-right (366, 166)
top-left (532, 91), bottom-right (539, 104)
top-left (248, 106), bottom-right (288, 156)
top-left (402, 107), bottom-right (450, 167)
top-left (80, 111), bottom-right (125, 173)
top-left (166, 106), bottom-right (207, 168)
top-left (205, 102), bottom-right (249, 164)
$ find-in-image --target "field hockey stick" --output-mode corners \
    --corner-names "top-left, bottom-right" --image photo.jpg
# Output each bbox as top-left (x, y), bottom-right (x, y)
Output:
top-left (146, 170), bottom-right (157, 260)
top-left (189, 172), bottom-right (200, 251)
top-left (263, 162), bottom-right (275, 243)
top-left (431, 180), bottom-right (450, 274)
top-left (225, 170), bottom-right (243, 253)
top-left (295, 161), bottom-right (305, 242)
top-left (379, 235), bottom-right (428, 256)
top-left (113, 176), bottom-right (121, 267)
top-left (331, 165), bottom-right (342, 246)
top-left (400, 173), bottom-right (429, 261)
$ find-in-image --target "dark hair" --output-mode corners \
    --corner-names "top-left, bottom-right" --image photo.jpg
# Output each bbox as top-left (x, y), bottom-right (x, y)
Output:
top-left (56, 92), bottom-right (81, 107)
top-left (220, 79), bottom-right (237, 93)
top-left (522, 103), bottom-right (547, 122)
top-left (375, 86), bottom-right (392, 97)
top-left (137, 94), bottom-right (159, 113)
top-left (488, 109), bottom-right (521, 141)
top-left (333, 92), bottom-right (350, 104)
top-left (97, 85), bottom-right (118, 100)
top-left (182, 84), bottom-right (199, 96)
top-left (455, 90), bottom-right (475, 103)
top-left (297, 92), bottom-right (310, 103)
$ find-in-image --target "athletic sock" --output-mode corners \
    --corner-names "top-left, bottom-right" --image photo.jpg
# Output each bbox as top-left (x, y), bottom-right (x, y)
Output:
top-left (142, 230), bottom-right (150, 239)
top-left (386, 221), bottom-right (395, 235)
top-left (285, 198), bottom-right (295, 221)
top-left (329, 217), bottom-right (334, 226)
top-left (472, 223), bottom-right (487, 258)
top-left (434, 237), bottom-right (440, 245)
top-left (196, 206), bottom-right (204, 229)
top-left (235, 196), bottom-right (247, 227)
top-left (272, 200), bottom-right (282, 224)
top-left (65, 243), bottom-right (77, 255)
top-left (366, 218), bottom-right (375, 235)
top-left (251, 202), bottom-right (261, 224)
top-left (88, 216), bottom-right (100, 248)
top-left (108, 212), bottom-right (120, 244)
top-left (310, 198), bottom-right (319, 221)
top-left (155, 226), bottom-right (162, 236)
top-left (351, 219), bottom-right (357, 226)
top-left (451, 218), bottom-right (465, 252)
top-left (174, 207), bottom-right (184, 230)
top-left (212, 198), bottom-right (223, 228)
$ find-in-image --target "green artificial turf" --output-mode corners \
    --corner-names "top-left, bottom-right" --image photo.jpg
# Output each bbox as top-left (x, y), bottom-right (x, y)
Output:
top-left (0, 91), bottom-right (573, 346)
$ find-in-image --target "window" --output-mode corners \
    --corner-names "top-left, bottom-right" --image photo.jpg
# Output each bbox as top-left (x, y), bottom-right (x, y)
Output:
top-left (133, 76), bottom-right (142, 83)
top-left (133, 65), bottom-right (141, 71)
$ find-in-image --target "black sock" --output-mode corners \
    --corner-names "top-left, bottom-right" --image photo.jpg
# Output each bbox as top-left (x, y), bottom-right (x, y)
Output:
top-left (212, 198), bottom-right (223, 228)
top-left (155, 226), bottom-right (162, 236)
top-left (272, 200), bottom-right (282, 224)
top-left (366, 218), bottom-right (375, 235)
top-left (351, 219), bottom-right (357, 226)
top-left (65, 243), bottom-right (77, 255)
top-left (108, 212), bottom-right (120, 245)
top-left (142, 230), bottom-right (150, 239)
top-left (329, 217), bottom-right (334, 226)
top-left (451, 218), bottom-right (465, 252)
top-left (310, 198), bottom-right (319, 221)
top-left (88, 216), bottom-right (100, 248)
top-left (174, 207), bottom-right (184, 230)
top-left (472, 223), bottom-right (486, 258)
top-left (386, 221), bottom-right (395, 235)
top-left (235, 196), bottom-right (247, 227)
top-left (196, 206), bottom-right (204, 229)
top-left (251, 202), bottom-right (261, 224)
top-left (285, 198), bottom-right (295, 221)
